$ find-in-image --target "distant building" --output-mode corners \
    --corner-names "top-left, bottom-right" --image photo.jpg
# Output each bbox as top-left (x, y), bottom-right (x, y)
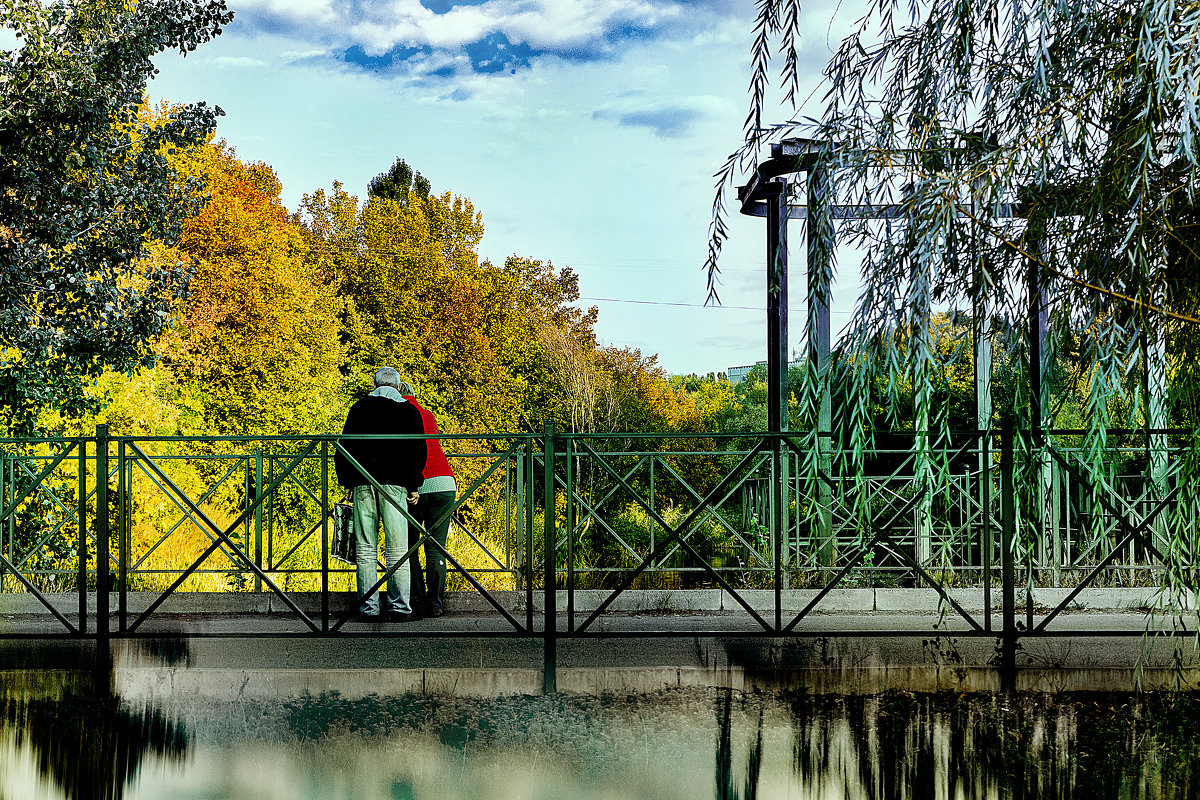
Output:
top-left (727, 361), bottom-right (767, 385)
top-left (727, 359), bottom-right (804, 385)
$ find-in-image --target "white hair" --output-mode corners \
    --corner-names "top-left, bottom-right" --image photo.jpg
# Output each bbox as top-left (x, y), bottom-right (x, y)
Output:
top-left (373, 366), bottom-right (402, 388)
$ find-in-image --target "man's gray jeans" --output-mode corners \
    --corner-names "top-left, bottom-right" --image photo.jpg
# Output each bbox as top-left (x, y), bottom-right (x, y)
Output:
top-left (353, 484), bottom-right (411, 615)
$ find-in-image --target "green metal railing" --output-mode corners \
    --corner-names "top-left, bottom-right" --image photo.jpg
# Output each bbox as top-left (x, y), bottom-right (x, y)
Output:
top-left (2, 422), bottom-right (1197, 689)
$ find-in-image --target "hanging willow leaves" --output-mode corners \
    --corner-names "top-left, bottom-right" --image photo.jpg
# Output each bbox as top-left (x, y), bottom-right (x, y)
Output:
top-left (713, 0), bottom-right (1200, 600)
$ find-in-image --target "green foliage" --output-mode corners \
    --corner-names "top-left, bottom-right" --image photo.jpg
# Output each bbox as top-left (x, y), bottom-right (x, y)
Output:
top-left (0, 0), bottom-right (232, 433)
top-left (0, 443), bottom-right (82, 592)
top-left (367, 157), bottom-right (430, 204)
top-left (591, 502), bottom-right (734, 588)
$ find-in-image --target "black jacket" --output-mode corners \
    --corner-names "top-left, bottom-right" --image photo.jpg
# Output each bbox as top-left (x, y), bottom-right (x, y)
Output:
top-left (334, 395), bottom-right (427, 491)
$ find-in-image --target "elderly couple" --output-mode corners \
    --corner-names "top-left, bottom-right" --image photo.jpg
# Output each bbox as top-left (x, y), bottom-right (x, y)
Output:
top-left (333, 366), bottom-right (456, 622)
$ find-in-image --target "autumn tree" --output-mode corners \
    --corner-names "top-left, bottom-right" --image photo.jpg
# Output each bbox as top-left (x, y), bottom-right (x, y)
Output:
top-left (301, 180), bottom-right (481, 387)
top-left (0, 0), bottom-right (232, 433)
top-left (473, 254), bottom-right (597, 430)
top-left (301, 166), bottom-right (597, 435)
top-left (163, 143), bottom-right (346, 436)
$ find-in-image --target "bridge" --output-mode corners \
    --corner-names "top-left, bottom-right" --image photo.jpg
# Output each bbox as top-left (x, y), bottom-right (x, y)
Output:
top-left (1, 423), bottom-right (1197, 693)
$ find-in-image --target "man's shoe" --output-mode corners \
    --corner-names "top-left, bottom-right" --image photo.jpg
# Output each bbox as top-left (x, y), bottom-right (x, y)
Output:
top-left (388, 611), bottom-right (418, 622)
top-left (355, 612), bottom-right (383, 622)
top-left (426, 606), bottom-right (445, 618)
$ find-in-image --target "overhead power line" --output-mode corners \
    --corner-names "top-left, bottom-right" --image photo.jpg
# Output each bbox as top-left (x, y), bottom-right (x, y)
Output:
top-left (579, 296), bottom-right (760, 310)
top-left (579, 296), bottom-right (852, 314)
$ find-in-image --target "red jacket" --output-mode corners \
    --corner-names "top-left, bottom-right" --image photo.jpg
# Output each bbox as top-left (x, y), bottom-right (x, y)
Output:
top-left (404, 397), bottom-right (454, 480)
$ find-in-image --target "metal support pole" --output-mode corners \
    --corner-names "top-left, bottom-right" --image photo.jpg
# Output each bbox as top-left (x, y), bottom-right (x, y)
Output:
top-left (95, 425), bottom-right (110, 644)
top-left (542, 419), bottom-right (557, 694)
top-left (767, 183), bottom-right (789, 435)
top-left (766, 179), bottom-right (788, 622)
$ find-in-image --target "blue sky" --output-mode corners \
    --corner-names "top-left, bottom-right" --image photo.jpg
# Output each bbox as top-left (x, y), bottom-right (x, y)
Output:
top-left (147, 0), bottom-right (864, 376)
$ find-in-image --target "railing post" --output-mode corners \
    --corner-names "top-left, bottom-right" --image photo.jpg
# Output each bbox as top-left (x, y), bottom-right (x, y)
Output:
top-left (505, 457), bottom-right (514, 587)
top-left (117, 437), bottom-right (128, 631)
top-left (565, 434), bottom-right (574, 633)
top-left (95, 424), bottom-right (110, 644)
top-left (1000, 420), bottom-right (1017, 692)
top-left (524, 441), bottom-right (534, 631)
top-left (649, 455), bottom-right (656, 559)
top-left (77, 436), bottom-right (88, 632)
top-left (982, 430), bottom-right (992, 631)
top-left (542, 419), bottom-right (557, 694)
top-left (772, 434), bottom-right (783, 630)
top-left (1, 450), bottom-right (6, 593)
top-left (254, 447), bottom-right (264, 592)
top-left (321, 440), bottom-right (330, 633)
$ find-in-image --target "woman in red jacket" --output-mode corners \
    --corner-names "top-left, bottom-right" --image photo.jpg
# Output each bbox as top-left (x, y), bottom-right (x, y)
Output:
top-left (398, 382), bottom-right (456, 617)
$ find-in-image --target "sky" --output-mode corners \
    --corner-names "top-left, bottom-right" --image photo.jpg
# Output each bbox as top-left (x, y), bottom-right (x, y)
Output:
top-left (146, 0), bottom-right (867, 377)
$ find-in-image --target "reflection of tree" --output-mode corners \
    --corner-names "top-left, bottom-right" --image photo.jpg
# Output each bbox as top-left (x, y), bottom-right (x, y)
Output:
top-left (0, 641), bottom-right (190, 800)
top-left (787, 691), bottom-right (1200, 798)
top-left (715, 689), bottom-right (763, 800)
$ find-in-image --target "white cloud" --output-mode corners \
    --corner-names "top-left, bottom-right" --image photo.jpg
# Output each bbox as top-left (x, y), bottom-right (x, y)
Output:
top-left (495, 0), bottom-right (680, 50)
top-left (252, 0), bottom-right (340, 24)
top-left (211, 56), bottom-right (269, 68)
top-left (280, 49), bottom-right (331, 62)
top-left (234, 0), bottom-right (719, 58)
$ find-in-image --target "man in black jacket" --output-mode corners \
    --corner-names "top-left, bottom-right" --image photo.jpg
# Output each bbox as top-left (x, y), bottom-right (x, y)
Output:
top-left (334, 366), bottom-right (427, 621)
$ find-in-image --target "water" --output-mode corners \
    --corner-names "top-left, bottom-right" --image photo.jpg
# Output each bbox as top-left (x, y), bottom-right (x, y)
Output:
top-left (2, 641), bottom-right (1199, 799)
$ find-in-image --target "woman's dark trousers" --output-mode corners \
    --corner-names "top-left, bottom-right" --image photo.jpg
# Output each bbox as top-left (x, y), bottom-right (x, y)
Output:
top-left (408, 491), bottom-right (455, 615)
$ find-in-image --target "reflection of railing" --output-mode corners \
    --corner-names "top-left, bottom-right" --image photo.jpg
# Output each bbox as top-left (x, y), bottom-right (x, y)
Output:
top-left (2, 422), bottom-right (1197, 690)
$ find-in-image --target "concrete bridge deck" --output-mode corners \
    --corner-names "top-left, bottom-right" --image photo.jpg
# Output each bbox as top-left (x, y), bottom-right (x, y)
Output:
top-left (2, 589), bottom-right (1199, 696)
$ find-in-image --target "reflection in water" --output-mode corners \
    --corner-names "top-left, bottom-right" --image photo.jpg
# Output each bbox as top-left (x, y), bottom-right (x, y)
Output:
top-left (3, 646), bottom-right (1200, 799)
top-left (0, 640), bottom-right (190, 800)
top-left (716, 688), bottom-right (762, 800)
top-left (786, 691), bottom-right (1200, 799)
top-left (267, 688), bottom-right (1200, 799)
